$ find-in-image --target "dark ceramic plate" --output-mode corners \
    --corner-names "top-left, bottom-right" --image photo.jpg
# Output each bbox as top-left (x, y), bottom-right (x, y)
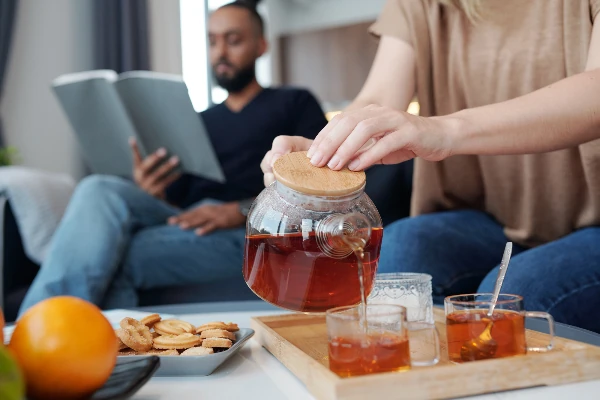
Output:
top-left (90, 356), bottom-right (160, 400)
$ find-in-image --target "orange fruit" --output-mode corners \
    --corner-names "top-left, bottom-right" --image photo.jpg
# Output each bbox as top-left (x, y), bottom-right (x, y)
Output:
top-left (8, 296), bottom-right (117, 400)
top-left (0, 346), bottom-right (25, 400)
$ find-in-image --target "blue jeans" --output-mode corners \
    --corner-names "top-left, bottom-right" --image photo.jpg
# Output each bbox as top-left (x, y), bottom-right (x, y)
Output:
top-left (19, 175), bottom-right (246, 316)
top-left (378, 210), bottom-right (600, 333)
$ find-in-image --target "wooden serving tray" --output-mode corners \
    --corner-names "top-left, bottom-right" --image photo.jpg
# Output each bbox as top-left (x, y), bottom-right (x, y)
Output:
top-left (251, 309), bottom-right (600, 400)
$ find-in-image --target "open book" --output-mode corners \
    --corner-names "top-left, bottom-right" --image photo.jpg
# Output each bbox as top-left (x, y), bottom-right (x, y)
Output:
top-left (52, 70), bottom-right (225, 183)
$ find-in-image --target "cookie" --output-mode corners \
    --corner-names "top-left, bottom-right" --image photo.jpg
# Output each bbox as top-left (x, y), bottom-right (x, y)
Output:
top-left (138, 349), bottom-right (179, 356)
top-left (224, 322), bottom-right (239, 332)
top-left (154, 319), bottom-right (195, 336)
top-left (153, 333), bottom-right (203, 350)
top-left (202, 338), bottom-right (232, 349)
top-left (199, 329), bottom-right (235, 341)
top-left (119, 349), bottom-right (179, 356)
top-left (180, 347), bottom-right (214, 356)
top-left (195, 322), bottom-right (228, 333)
top-left (118, 317), bottom-right (153, 352)
top-left (118, 350), bottom-right (139, 356)
top-left (140, 313), bottom-right (161, 328)
top-left (115, 329), bottom-right (129, 351)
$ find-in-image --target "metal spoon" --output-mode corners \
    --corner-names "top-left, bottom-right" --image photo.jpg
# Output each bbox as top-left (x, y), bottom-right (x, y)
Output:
top-left (460, 242), bottom-right (513, 361)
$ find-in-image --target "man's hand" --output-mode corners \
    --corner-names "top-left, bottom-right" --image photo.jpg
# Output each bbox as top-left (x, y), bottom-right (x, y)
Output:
top-left (131, 138), bottom-right (181, 198)
top-left (168, 202), bottom-right (246, 235)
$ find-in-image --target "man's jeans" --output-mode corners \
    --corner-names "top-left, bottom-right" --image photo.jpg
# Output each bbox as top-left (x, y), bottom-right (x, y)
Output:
top-left (19, 175), bottom-right (245, 316)
top-left (378, 210), bottom-right (600, 333)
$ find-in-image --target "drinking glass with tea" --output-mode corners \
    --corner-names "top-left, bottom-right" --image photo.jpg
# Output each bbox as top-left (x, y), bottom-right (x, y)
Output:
top-left (326, 304), bottom-right (439, 377)
top-left (243, 151), bottom-right (383, 313)
top-left (445, 294), bottom-right (555, 363)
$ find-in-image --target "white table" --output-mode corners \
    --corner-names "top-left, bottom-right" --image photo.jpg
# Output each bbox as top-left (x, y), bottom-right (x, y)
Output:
top-left (128, 304), bottom-right (600, 400)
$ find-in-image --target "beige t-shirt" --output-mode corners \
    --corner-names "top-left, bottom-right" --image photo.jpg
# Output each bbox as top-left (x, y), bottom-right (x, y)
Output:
top-left (370, 0), bottom-right (600, 247)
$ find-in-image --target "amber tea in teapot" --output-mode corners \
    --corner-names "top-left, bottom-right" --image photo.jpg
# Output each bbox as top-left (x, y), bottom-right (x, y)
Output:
top-left (244, 228), bottom-right (383, 313)
top-left (243, 152), bottom-right (383, 313)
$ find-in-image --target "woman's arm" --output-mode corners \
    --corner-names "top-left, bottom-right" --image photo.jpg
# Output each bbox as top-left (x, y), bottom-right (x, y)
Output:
top-left (454, 15), bottom-right (600, 155)
top-left (448, 27), bottom-right (600, 154)
top-left (344, 36), bottom-right (416, 112)
top-left (260, 35), bottom-right (416, 185)
top-left (309, 18), bottom-right (600, 171)
top-left (446, 17), bottom-right (600, 157)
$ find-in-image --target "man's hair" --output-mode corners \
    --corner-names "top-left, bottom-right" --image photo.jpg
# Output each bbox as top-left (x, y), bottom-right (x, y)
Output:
top-left (219, 0), bottom-right (264, 36)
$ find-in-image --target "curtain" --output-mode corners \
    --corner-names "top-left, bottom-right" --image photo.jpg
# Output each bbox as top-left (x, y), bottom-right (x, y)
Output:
top-left (0, 0), bottom-right (19, 146)
top-left (93, 0), bottom-right (150, 72)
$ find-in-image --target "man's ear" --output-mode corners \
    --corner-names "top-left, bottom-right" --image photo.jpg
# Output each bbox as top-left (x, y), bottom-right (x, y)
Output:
top-left (257, 37), bottom-right (268, 57)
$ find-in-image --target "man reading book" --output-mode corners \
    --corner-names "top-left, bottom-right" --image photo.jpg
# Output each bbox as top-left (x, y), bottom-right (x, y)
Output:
top-left (19, 0), bottom-right (328, 313)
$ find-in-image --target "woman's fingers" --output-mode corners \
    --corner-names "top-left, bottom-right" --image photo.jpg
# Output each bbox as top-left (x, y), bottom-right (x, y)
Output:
top-left (327, 115), bottom-right (402, 170)
top-left (260, 150), bottom-right (275, 174)
top-left (308, 105), bottom-right (395, 168)
top-left (307, 113), bottom-right (343, 159)
top-left (309, 113), bottom-right (362, 167)
top-left (347, 132), bottom-right (416, 171)
top-left (260, 136), bottom-right (313, 187)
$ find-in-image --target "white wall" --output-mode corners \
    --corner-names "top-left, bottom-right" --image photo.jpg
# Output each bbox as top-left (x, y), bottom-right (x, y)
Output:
top-left (264, 0), bottom-right (386, 84)
top-left (1, 0), bottom-right (95, 179)
top-left (265, 0), bottom-right (386, 36)
top-left (148, 0), bottom-right (183, 75)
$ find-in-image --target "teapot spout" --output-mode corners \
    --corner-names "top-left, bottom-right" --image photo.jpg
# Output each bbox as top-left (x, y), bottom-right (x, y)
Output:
top-left (316, 213), bottom-right (372, 259)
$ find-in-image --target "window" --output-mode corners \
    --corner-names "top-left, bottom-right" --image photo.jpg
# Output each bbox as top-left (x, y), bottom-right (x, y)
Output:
top-left (180, 0), bottom-right (210, 112)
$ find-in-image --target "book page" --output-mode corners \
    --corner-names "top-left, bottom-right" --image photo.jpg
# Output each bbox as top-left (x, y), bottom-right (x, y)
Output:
top-left (115, 72), bottom-right (226, 183)
top-left (52, 71), bottom-right (136, 177)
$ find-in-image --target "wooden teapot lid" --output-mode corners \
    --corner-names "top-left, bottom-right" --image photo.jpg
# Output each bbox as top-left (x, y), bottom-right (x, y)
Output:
top-left (273, 151), bottom-right (366, 196)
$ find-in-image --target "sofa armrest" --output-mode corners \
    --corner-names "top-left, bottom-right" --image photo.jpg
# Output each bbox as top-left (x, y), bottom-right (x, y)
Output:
top-left (2, 198), bottom-right (41, 321)
top-left (0, 195), bottom-right (6, 311)
top-left (0, 166), bottom-right (75, 265)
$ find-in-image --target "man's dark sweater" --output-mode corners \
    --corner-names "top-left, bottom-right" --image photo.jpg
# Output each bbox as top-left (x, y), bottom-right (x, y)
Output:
top-left (166, 87), bottom-right (328, 207)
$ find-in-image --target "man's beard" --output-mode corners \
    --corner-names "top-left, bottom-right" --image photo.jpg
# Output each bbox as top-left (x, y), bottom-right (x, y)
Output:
top-left (213, 62), bottom-right (256, 93)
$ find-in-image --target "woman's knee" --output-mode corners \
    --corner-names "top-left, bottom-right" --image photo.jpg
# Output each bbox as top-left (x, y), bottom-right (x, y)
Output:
top-left (379, 214), bottom-right (447, 273)
top-left (486, 249), bottom-right (600, 333)
top-left (500, 275), bottom-right (600, 333)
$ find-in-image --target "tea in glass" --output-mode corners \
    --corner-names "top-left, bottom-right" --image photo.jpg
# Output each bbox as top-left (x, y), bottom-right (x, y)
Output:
top-left (444, 294), bottom-right (555, 363)
top-left (446, 309), bottom-right (526, 362)
top-left (326, 304), bottom-right (439, 377)
top-left (329, 333), bottom-right (410, 377)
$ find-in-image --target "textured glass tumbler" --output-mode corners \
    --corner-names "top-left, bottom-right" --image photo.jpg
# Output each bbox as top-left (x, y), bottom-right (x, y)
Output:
top-left (368, 273), bottom-right (434, 323)
top-left (368, 273), bottom-right (439, 366)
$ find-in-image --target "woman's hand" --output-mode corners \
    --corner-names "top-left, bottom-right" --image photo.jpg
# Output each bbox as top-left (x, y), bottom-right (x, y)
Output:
top-left (307, 104), bottom-right (457, 171)
top-left (260, 136), bottom-right (314, 186)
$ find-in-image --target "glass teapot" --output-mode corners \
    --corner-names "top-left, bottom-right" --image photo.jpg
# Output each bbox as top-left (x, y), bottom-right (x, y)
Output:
top-left (243, 151), bottom-right (383, 313)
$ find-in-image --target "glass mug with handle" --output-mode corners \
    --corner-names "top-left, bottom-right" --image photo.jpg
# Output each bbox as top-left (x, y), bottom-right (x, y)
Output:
top-left (445, 293), bottom-right (555, 363)
top-left (368, 273), bottom-right (439, 366)
top-left (326, 304), bottom-right (440, 377)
